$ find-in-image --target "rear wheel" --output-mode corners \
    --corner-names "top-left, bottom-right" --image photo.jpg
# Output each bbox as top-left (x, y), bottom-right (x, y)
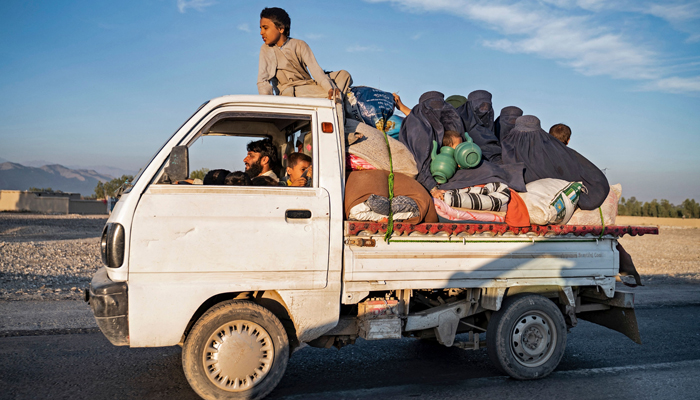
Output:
top-left (182, 300), bottom-right (289, 400)
top-left (486, 294), bottom-right (566, 380)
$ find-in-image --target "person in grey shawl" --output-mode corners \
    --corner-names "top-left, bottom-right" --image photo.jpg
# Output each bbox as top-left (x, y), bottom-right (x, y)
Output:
top-left (398, 91), bottom-right (526, 199)
top-left (501, 115), bottom-right (610, 210)
top-left (495, 106), bottom-right (523, 142)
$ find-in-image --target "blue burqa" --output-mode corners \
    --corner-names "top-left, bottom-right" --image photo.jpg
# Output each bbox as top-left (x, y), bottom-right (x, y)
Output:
top-left (453, 90), bottom-right (502, 164)
top-left (501, 115), bottom-right (610, 210)
top-left (399, 91), bottom-right (526, 192)
top-left (495, 106), bottom-right (523, 142)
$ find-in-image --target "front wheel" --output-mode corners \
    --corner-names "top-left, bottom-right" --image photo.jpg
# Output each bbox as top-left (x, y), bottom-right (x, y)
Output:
top-left (486, 294), bottom-right (566, 380)
top-left (182, 300), bottom-right (289, 400)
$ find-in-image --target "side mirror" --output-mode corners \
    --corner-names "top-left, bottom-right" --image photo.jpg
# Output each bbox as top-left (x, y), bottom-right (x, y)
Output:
top-left (164, 146), bottom-right (189, 182)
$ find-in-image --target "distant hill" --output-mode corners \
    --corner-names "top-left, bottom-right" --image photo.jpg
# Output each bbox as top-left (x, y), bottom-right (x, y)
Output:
top-left (0, 162), bottom-right (113, 197)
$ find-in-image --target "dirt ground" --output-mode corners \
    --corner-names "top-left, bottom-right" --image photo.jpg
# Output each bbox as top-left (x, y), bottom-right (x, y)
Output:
top-left (0, 213), bottom-right (698, 301)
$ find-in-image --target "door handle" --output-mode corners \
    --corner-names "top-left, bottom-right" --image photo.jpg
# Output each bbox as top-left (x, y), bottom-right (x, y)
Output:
top-left (285, 209), bottom-right (312, 219)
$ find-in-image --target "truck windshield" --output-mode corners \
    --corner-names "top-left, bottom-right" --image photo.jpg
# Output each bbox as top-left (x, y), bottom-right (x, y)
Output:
top-left (123, 100), bottom-right (210, 194)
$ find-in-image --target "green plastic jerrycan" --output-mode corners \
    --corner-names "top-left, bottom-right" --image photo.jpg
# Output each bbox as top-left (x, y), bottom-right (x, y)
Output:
top-left (430, 140), bottom-right (457, 184)
top-left (454, 132), bottom-right (482, 169)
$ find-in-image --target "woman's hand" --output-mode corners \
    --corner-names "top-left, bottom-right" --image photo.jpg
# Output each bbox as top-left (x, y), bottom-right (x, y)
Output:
top-left (393, 93), bottom-right (412, 115)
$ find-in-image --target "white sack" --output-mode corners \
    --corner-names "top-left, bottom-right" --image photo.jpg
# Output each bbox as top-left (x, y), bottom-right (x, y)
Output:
top-left (519, 179), bottom-right (584, 225)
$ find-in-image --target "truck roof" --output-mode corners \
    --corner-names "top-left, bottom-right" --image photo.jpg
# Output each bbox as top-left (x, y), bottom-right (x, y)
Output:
top-left (345, 221), bottom-right (658, 238)
top-left (208, 94), bottom-right (336, 109)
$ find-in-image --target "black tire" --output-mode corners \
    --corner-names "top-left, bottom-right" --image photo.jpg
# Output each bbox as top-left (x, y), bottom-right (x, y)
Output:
top-left (486, 294), bottom-right (566, 380)
top-left (182, 300), bottom-right (289, 400)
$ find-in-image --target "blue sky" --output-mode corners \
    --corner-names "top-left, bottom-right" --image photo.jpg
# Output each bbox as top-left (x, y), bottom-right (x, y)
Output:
top-left (1, 0), bottom-right (699, 202)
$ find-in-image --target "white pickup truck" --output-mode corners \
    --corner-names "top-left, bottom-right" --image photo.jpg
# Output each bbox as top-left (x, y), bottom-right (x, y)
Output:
top-left (87, 95), bottom-right (656, 400)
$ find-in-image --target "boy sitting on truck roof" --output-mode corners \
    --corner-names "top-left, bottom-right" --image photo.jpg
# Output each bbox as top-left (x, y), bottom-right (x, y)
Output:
top-left (244, 138), bottom-right (280, 182)
top-left (280, 152), bottom-right (312, 187)
top-left (257, 7), bottom-right (352, 99)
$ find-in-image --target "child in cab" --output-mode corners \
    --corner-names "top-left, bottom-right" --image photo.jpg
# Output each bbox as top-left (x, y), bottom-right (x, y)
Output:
top-left (280, 152), bottom-right (312, 187)
top-left (257, 7), bottom-right (352, 99)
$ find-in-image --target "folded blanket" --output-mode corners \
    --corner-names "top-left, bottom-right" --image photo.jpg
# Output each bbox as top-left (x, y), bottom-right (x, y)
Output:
top-left (345, 170), bottom-right (438, 224)
top-left (443, 182), bottom-right (510, 211)
top-left (347, 122), bottom-right (418, 178)
top-left (433, 198), bottom-right (506, 223)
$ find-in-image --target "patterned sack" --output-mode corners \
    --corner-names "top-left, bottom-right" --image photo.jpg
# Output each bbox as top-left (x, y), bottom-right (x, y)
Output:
top-left (443, 182), bottom-right (511, 211)
top-left (519, 179), bottom-right (584, 225)
top-left (567, 184), bottom-right (621, 226)
top-left (345, 86), bottom-right (395, 131)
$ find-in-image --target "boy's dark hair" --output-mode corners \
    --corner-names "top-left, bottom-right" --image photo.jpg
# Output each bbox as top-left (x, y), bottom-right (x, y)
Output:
top-left (250, 176), bottom-right (277, 186)
top-left (287, 152), bottom-right (312, 169)
top-left (260, 7), bottom-right (291, 36)
top-left (549, 123), bottom-right (572, 145)
top-left (247, 138), bottom-right (280, 170)
top-left (203, 169), bottom-right (230, 185)
top-left (224, 171), bottom-right (252, 186)
top-left (442, 130), bottom-right (463, 147)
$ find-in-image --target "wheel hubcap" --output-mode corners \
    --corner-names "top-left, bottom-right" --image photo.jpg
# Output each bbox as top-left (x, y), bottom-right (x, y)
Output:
top-left (510, 312), bottom-right (556, 368)
top-left (203, 321), bottom-right (274, 392)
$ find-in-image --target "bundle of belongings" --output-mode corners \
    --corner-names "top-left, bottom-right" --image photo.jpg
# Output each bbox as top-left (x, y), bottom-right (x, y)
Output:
top-left (341, 87), bottom-right (616, 228)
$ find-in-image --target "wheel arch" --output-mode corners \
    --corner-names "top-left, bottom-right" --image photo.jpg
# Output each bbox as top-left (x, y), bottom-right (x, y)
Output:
top-left (180, 291), bottom-right (300, 350)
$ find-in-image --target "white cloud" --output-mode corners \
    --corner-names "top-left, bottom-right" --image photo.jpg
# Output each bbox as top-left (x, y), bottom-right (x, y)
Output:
top-left (641, 76), bottom-right (700, 93)
top-left (237, 23), bottom-right (250, 32)
top-left (177, 0), bottom-right (216, 13)
top-left (346, 45), bottom-right (383, 52)
top-left (366, 0), bottom-right (700, 93)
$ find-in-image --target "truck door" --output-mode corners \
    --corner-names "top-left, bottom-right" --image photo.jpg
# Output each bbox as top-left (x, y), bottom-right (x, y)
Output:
top-left (128, 109), bottom-right (331, 291)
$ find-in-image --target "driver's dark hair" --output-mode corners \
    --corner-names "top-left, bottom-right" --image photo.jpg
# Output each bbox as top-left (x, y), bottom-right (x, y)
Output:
top-left (260, 7), bottom-right (291, 36)
top-left (247, 138), bottom-right (280, 170)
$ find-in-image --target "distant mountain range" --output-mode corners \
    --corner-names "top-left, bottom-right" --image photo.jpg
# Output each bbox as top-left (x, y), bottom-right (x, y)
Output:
top-left (0, 162), bottom-right (114, 197)
top-left (19, 160), bottom-right (136, 178)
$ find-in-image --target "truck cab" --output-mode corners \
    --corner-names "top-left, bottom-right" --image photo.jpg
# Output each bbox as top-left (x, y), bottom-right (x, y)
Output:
top-left (88, 95), bottom-right (654, 400)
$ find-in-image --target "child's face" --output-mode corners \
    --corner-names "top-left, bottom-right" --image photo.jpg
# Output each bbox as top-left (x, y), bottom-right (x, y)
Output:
top-left (287, 160), bottom-right (311, 182)
top-left (260, 18), bottom-right (284, 46)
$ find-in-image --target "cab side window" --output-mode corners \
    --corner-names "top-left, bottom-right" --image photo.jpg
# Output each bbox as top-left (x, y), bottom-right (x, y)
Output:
top-left (166, 112), bottom-right (315, 188)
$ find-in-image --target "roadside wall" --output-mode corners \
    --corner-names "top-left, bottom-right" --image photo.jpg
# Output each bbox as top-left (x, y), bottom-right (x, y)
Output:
top-left (0, 191), bottom-right (107, 215)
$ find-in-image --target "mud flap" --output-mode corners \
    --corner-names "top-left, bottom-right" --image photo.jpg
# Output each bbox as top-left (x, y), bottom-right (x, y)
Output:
top-left (577, 289), bottom-right (642, 345)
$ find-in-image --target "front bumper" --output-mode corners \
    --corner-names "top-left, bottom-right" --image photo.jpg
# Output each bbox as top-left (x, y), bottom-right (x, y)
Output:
top-left (86, 267), bottom-right (129, 346)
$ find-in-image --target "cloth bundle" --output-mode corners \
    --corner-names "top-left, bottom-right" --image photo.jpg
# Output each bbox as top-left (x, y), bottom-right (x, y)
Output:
top-left (443, 182), bottom-right (511, 212)
top-left (345, 170), bottom-right (438, 225)
top-left (347, 121), bottom-right (418, 178)
top-left (347, 154), bottom-right (376, 171)
top-left (520, 179), bottom-right (584, 225)
top-left (567, 184), bottom-right (621, 226)
top-left (349, 194), bottom-right (421, 222)
top-left (433, 198), bottom-right (506, 223)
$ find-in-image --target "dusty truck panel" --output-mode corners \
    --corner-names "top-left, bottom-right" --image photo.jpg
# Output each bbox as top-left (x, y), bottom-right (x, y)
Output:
top-left (87, 94), bottom-right (658, 400)
top-left (124, 97), bottom-right (345, 347)
top-left (343, 235), bottom-right (618, 292)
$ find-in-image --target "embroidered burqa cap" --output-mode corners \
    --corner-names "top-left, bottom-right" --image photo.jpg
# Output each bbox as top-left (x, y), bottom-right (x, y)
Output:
top-left (495, 106), bottom-right (523, 141)
top-left (501, 115), bottom-right (610, 210)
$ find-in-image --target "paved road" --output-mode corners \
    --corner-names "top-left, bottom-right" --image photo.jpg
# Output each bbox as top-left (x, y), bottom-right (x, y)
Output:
top-left (1, 305), bottom-right (699, 400)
